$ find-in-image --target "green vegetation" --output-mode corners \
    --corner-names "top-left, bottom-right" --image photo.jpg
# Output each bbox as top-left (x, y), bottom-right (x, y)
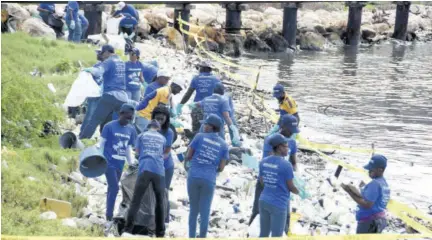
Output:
top-left (1, 32), bottom-right (102, 236)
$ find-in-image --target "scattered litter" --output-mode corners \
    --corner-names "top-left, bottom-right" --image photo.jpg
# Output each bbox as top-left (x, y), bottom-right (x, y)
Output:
top-left (40, 211), bottom-right (57, 220)
top-left (47, 83), bottom-right (56, 93)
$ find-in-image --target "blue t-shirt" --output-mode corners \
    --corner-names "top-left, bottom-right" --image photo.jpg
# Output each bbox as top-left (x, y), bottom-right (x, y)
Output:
top-left (65, 1), bottom-right (79, 22)
top-left (114, 4), bottom-right (139, 21)
top-left (161, 128), bottom-right (174, 170)
top-left (356, 177), bottom-right (390, 221)
top-left (119, 14), bottom-right (138, 28)
top-left (142, 63), bottom-right (158, 84)
top-left (136, 130), bottom-right (166, 176)
top-left (39, 3), bottom-right (55, 13)
top-left (79, 14), bottom-right (88, 27)
top-left (259, 155), bottom-right (294, 210)
top-left (188, 132), bottom-right (229, 183)
top-left (102, 120), bottom-right (137, 170)
top-left (101, 55), bottom-right (126, 93)
top-left (262, 134), bottom-right (297, 159)
top-left (199, 94), bottom-right (230, 126)
top-left (125, 61), bottom-right (145, 91)
top-left (144, 81), bottom-right (164, 96)
top-left (92, 61), bottom-right (103, 85)
top-left (190, 73), bottom-right (221, 102)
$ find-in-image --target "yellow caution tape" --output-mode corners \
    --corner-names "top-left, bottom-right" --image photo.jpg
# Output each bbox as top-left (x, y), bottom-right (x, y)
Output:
top-left (177, 17), bottom-right (432, 234)
top-left (2, 234), bottom-right (432, 240)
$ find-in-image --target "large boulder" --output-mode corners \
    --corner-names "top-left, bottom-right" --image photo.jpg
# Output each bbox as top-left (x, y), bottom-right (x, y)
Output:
top-left (3, 3), bottom-right (30, 20)
top-left (299, 31), bottom-right (326, 51)
top-left (144, 12), bottom-right (168, 32)
top-left (243, 10), bottom-right (263, 22)
top-left (137, 17), bottom-right (151, 38)
top-left (244, 31), bottom-right (272, 52)
top-left (21, 18), bottom-right (56, 39)
top-left (361, 26), bottom-right (377, 40)
top-left (263, 7), bottom-right (283, 17)
top-left (23, 5), bottom-right (39, 17)
top-left (158, 27), bottom-right (185, 50)
top-left (259, 28), bottom-right (288, 52)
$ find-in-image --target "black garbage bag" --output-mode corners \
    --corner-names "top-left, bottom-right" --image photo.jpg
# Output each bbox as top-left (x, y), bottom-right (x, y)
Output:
top-left (113, 166), bottom-right (168, 236)
top-left (47, 13), bottom-right (64, 39)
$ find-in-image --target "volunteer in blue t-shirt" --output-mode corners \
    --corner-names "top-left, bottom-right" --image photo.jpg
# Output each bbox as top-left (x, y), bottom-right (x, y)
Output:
top-left (142, 61), bottom-right (158, 85)
top-left (123, 120), bottom-right (166, 237)
top-left (223, 92), bottom-right (240, 144)
top-left (151, 106), bottom-right (175, 223)
top-left (177, 61), bottom-right (221, 136)
top-left (37, 3), bottom-right (55, 24)
top-left (341, 154), bottom-right (390, 234)
top-left (249, 114), bottom-right (300, 234)
top-left (259, 133), bottom-right (299, 237)
top-left (118, 13), bottom-right (138, 42)
top-left (184, 114), bottom-right (229, 238)
top-left (80, 50), bottom-right (104, 134)
top-left (113, 1), bottom-right (139, 21)
top-left (188, 83), bottom-right (240, 145)
top-left (97, 103), bottom-right (137, 223)
top-left (125, 48), bottom-right (144, 101)
top-left (64, 1), bottom-right (82, 43)
top-left (78, 12), bottom-right (88, 41)
top-left (80, 44), bottom-right (129, 139)
top-left (144, 69), bottom-right (170, 96)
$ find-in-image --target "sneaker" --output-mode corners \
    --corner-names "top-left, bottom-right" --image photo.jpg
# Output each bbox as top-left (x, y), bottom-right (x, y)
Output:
top-left (121, 232), bottom-right (134, 237)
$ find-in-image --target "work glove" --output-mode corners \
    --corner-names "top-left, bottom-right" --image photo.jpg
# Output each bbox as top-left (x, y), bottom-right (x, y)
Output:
top-left (176, 104), bottom-right (184, 116)
top-left (83, 67), bottom-right (93, 73)
top-left (129, 32), bottom-right (135, 39)
top-left (292, 175), bottom-right (310, 200)
top-left (267, 124), bottom-right (280, 136)
top-left (170, 107), bottom-right (177, 118)
top-left (229, 125), bottom-right (241, 146)
top-left (187, 102), bottom-right (197, 110)
top-left (70, 20), bottom-right (75, 30)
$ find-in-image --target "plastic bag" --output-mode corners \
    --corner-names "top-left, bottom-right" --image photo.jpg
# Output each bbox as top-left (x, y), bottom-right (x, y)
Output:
top-left (291, 173), bottom-right (310, 200)
top-left (106, 17), bottom-right (122, 35)
top-left (241, 153), bottom-right (259, 172)
top-left (64, 72), bottom-right (101, 107)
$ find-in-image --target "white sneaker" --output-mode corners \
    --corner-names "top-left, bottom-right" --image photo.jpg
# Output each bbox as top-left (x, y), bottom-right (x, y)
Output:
top-left (121, 232), bottom-right (134, 237)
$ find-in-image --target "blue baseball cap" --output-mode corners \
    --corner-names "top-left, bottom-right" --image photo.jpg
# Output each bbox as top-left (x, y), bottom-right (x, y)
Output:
top-left (213, 82), bottom-right (225, 95)
top-left (273, 84), bottom-right (285, 98)
top-left (364, 154), bottom-right (388, 170)
top-left (202, 114), bottom-right (222, 129)
top-left (130, 48), bottom-right (140, 57)
top-left (279, 114), bottom-right (299, 133)
top-left (97, 44), bottom-right (115, 54)
top-left (268, 133), bottom-right (288, 147)
top-left (120, 103), bottom-right (135, 113)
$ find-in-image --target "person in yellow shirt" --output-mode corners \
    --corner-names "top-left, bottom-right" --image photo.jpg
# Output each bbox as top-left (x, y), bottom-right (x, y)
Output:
top-left (135, 78), bottom-right (185, 133)
top-left (268, 84), bottom-right (300, 136)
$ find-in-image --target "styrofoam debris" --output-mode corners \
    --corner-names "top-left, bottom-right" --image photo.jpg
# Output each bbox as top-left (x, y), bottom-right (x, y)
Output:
top-left (40, 211), bottom-right (57, 220)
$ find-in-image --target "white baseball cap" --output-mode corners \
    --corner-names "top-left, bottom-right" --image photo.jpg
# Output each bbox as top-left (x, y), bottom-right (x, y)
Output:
top-left (116, 2), bottom-right (126, 11)
top-left (157, 69), bottom-right (172, 78)
top-left (172, 77), bottom-right (186, 89)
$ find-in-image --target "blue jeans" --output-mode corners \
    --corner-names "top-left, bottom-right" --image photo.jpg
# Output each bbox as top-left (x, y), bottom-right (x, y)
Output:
top-left (165, 167), bottom-right (174, 223)
top-left (127, 89), bottom-right (141, 102)
top-left (356, 218), bottom-right (387, 234)
top-left (105, 166), bottom-right (123, 220)
top-left (81, 25), bottom-right (88, 41)
top-left (135, 116), bottom-right (150, 134)
top-left (80, 97), bottom-right (100, 133)
top-left (187, 177), bottom-right (215, 238)
top-left (79, 94), bottom-right (126, 139)
top-left (66, 19), bottom-right (82, 43)
top-left (259, 201), bottom-right (288, 237)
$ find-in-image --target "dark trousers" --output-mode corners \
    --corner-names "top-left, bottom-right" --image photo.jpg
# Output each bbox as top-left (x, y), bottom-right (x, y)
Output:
top-left (356, 218), bottom-right (387, 234)
top-left (79, 94), bottom-right (126, 139)
top-left (105, 166), bottom-right (123, 221)
top-left (249, 180), bottom-right (291, 234)
top-left (120, 26), bottom-right (137, 42)
top-left (124, 171), bottom-right (166, 237)
top-left (164, 167), bottom-right (174, 223)
top-left (191, 107), bottom-right (203, 137)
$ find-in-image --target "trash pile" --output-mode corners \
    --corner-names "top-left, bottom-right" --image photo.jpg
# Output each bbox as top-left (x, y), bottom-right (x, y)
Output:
top-left (50, 35), bottom-right (422, 237)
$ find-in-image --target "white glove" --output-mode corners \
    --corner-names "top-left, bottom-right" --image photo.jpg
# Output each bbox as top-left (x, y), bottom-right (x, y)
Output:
top-left (70, 20), bottom-right (76, 30)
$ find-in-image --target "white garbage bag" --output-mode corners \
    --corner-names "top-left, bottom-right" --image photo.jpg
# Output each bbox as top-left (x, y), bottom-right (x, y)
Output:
top-left (64, 72), bottom-right (101, 107)
top-left (106, 17), bottom-right (122, 35)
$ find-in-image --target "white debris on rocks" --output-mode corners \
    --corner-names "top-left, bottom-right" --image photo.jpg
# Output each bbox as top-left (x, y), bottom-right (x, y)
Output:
top-left (40, 211), bottom-right (57, 220)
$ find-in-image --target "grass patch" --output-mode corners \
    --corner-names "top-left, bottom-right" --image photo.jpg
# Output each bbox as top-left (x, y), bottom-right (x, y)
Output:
top-left (1, 32), bottom-right (102, 236)
top-left (1, 32), bottom-right (97, 147)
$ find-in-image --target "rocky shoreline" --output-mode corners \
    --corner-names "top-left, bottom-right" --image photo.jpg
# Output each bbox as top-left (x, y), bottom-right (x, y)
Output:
top-left (3, 2), bottom-right (432, 55)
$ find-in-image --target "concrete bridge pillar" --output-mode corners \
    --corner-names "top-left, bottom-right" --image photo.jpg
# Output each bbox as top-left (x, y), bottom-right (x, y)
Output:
top-left (345, 1), bottom-right (367, 46)
top-left (223, 3), bottom-right (249, 34)
top-left (282, 2), bottom-right (302, 49)
top-left (167, 3), bottom-right (194, 37)
top-left (392, 1), bottom-right (411, 40)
